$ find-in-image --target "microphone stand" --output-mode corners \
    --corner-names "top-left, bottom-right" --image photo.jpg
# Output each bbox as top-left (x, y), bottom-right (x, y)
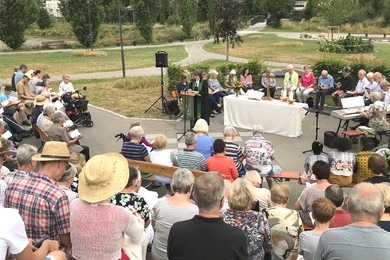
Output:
top-left (177, 83), bottom-right (191, 141)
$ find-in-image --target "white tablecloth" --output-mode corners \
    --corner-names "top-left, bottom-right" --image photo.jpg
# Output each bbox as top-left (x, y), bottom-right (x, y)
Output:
top-left (223, 95), bottom-right (308, 137)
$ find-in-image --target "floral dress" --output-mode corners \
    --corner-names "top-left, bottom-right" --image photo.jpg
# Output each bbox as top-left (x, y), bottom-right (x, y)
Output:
top-left (110, 192), bottom-right (150, 222)
top-left (222, 209), bottom-right (272, 260)
top-left (368, 101), bottom-right (389, 129)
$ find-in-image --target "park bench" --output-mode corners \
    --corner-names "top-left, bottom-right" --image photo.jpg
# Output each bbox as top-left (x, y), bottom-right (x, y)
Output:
top-left (41, 40), bottom-right (66, 50)
top-left (127, 159), bottom-right (299, 182)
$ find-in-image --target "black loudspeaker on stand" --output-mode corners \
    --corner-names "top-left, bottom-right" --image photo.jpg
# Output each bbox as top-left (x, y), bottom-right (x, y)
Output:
top-left (145, 51), bottom-right (170, 114)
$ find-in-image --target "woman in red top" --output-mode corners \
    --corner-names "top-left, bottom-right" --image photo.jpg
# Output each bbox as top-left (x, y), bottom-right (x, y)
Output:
top-left (206, 139), bottom-right (239, 182)
top-left (296, 65), bottom-right (315, 103)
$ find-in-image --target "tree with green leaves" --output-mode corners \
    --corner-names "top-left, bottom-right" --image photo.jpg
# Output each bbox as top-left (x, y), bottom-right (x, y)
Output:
top-left (179, 0), bottom-right (199, 38)
top-left (257, 0), bottom-right (295, 28)
top-left (132, 0), bottom-right (158, 43)
top-left (208, 0), bottom-right (217, 34)
top-left (61, 0), bottom-right (105, 49)
top-left (384, 0), bottom-right (390, 25)
top-left (214, 0), bottom-right (246, 60)
top-left (304, 0), bottom-right (318, 20)
top-left (316, 0), bottom-right (358, 25)
top-left (37, 6), bottom-right (52, 29)
top-left (0, 0), bottom-right (39, 49)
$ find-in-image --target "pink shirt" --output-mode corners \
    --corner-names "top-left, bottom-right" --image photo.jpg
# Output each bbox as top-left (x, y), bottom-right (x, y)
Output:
top-left (329, 209), bottom-right (352, 228)
top-left (207, 155), bottom-right (239, 182)
top-left (70, 199), bottom-right (144, 260)
top-left (240, 74), bottom-right (253, 86)
top-left (300, 73), bottom-right (315, 88)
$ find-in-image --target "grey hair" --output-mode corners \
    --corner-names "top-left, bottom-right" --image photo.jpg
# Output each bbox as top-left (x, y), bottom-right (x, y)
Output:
top-left (130, 126), bottom-right (144, 140)
top-left (171, 168), bottom-right (195, 194)
top-left (43, 104), bottom-right (56, 116)
top-left (193, 119), bottom-right (209, 133)
top-left (348, 182), bottom-right (384, 223)
top-left (58, 163), bottom-right (77, 182)
top-left (370, 91), bottom-right (381, 102)
top-left (43, 78), bottom-right (52, 86)
top-left (184, 131), bottom-right (197, 146)
top-left (53, 111), bottom-right (66, 123)
top-left (16, 144), bottom-right (38, 166)
top-left (194, 172), bottom-right (225, 211)
top-left (223, 126), bottom-right (237, 137)
top-left (366, 72), bottom-right (374, 79)
top-left (252, 124), bottom-right (264, 136)
top-left (286, 64), bottom-right (294, 70)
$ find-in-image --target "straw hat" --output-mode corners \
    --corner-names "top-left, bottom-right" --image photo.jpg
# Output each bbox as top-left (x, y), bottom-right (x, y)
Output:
top-left (34, 95), bottom-right (49, 106)
top-left (32, 141), bottom-right (72, 161)
top-left (78, 153), bottom-right (129, 203)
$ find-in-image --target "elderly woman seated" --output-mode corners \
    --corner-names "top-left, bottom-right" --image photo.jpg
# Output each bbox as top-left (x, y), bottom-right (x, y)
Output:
top-left (38, 103), bottom-right (56, 132)
top-left (263, 183), bottom-right (303, 259)
top-left (261, 68), bottom-right (277, 98)
top-left (244, 170), bottom-right (272, 210)
top-left (58, 163), bottom-right (78, 204)
top-left (208, 70), bottom-right (228, 103)
top-left (110, 166), bottom-right (151, 228)
top-left (295, 161), bottom-right (331, 226)
top-left (376, 183), bottom-right (390, 231)
top-left (223, 126), bottom-right (245, 176)
top-left (222, 178), bottom-right (272, 259)
top-left (150, 134), bottom-right (178, 193)
top-left (327, 137), bottom-right (355, 186)
top-left (193, 119), bottom-right (214, 160)
top-left (152, 168), bottom-right (198, 260)
top-left (361, 91), bottom-right (389, 130)
top-left (244, 124), bottom-right (275, 189)
top-left (121, 125), bottom-right (151, 162)
top-left (48, 111), bottom-right (90, 161)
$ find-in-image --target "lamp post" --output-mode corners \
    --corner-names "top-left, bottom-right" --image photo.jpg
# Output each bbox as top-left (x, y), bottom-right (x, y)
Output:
top-left (126, 5), bottom-right (135, 24)
top-left (117, 0), bottom-right (126, 78)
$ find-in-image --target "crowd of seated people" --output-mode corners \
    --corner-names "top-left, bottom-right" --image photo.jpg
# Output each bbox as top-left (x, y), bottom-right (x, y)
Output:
top-left (3, 65), bottom-right (390, 260)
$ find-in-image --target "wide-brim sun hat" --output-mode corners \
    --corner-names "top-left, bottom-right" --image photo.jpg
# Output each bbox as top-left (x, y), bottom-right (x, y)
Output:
top-left (34, 95), bottom-right (49, 106)
top-left (78, 153), bottom-right (129, 203)
top-left (32, 141), bottom-right (73, 161)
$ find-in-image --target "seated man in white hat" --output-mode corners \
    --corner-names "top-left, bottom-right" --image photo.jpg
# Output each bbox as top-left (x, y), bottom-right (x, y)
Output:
top-left (4, 141), bottom-right (73, 250)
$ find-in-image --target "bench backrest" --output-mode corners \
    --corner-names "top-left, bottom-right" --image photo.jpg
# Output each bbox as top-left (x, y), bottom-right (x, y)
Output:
top-left (127, 159), bottom-right (207, 179)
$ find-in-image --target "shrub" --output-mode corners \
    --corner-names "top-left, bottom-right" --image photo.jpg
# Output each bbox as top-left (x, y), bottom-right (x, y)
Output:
top-left (318, 35), bottom-right (374, 54)
top-left (166, 64), bottom-right (185, 92)
top-left (192, 22), bottom-right (211, 40)
top-left (312, 56), bottom-right (390, 84)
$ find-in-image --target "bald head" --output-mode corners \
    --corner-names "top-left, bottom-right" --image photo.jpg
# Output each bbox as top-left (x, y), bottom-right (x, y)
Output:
top-left (321, 70), bottom-right (328, 77)
top-left (348, 182), bottom-right (384, 223)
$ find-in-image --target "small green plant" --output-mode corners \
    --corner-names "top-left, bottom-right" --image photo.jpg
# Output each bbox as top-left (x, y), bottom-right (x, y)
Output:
top-left (319, 35), bottom-right (374, 54)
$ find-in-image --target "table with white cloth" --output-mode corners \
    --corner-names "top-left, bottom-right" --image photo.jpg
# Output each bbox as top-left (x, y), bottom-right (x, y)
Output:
top-left (223, 95), bottom-right (308, 137)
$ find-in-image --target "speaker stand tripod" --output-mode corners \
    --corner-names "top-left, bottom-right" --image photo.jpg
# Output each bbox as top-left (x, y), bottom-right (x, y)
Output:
top-left (303, 108), bottom-right (321, 154)
top-left (145, 67), bottom-right (170, 115)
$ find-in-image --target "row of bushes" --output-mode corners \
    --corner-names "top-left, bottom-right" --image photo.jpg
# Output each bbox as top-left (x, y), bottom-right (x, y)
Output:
top-left (312, 56), bottom-right (390, 85)
top-left (318, 35), bottom-right (374, 54)
top-left (166, 58), bottom-right (267, 92)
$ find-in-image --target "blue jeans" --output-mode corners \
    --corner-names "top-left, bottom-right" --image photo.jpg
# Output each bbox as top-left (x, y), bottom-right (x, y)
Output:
top-left (315, 89), bottom-right (332, 108)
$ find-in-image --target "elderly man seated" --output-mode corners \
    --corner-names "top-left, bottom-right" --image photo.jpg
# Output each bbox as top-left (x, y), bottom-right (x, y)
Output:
top-left (16, 73), bottom-right (36, 115)
top-left (4, 144), bottom-right (38, 184)
top-left (315, 70), bottom-right (334, 110)
top-left (48, 111), bottom-right (90, 161)
top-left (121, 125), bottom-right (150, 162)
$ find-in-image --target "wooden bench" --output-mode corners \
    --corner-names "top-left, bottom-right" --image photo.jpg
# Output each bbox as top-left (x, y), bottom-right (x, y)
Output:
top-left (128, 159), bottom-right (299, 183)
top-left (41, 40), bottom-right (66, 50)
top-left (127, 159), bottom-right (208, 180)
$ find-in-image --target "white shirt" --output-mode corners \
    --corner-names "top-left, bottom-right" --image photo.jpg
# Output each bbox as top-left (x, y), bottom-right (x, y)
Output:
top-left (0, 206), bottom-right (29, 259)
top-left (355, 77), bottom-right (369, 93)
top-left (364, 81), bottom-right (380, 99)
top-left (59, 81), bottom-right (75, 93)
top-left (384, 90), bottom-right (390, 106)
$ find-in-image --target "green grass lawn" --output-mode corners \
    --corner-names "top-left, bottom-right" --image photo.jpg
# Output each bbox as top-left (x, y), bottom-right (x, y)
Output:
top-left (203, 34), bottom-right (389, 65)
top-left (0, 46), bottom-right (187, 77)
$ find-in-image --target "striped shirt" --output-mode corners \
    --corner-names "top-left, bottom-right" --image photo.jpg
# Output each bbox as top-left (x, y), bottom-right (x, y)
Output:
top-left (176, 149), bottom-right (206, 171)
top-left (4, 171), bottom-right (70, 240)
top-left (224, 141), bottom-right (244, 171)
top-left (121, 142), bottom-right (148, 161)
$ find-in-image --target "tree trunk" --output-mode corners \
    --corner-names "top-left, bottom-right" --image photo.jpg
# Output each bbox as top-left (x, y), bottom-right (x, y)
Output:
top-left (226, 35), bottom-right (229, 61)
